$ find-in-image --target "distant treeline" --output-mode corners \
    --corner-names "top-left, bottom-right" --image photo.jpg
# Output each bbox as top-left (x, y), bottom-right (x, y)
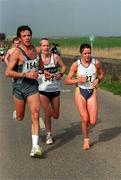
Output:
top-left (33, 36), bottom-right (121, 49)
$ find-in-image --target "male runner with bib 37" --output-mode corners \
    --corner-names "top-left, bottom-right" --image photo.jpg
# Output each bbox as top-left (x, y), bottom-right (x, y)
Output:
top-left (64, 43), bottom-right (105, 150)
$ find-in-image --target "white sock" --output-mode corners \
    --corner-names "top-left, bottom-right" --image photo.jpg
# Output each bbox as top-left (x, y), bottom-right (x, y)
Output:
top-left (13, 110), bottom-right (17, 120)
top-left (32, 135), bottom-right (39, 148)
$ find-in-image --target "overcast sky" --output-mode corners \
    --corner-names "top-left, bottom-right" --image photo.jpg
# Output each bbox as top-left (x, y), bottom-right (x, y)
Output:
top-left (0, 0), bottom-right (121, 38)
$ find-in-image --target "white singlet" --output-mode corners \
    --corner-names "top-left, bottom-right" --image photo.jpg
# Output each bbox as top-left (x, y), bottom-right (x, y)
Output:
top-left (38, 54), bottom-right (60, 92)
top-left (76, 58), bottom-right (97, 89)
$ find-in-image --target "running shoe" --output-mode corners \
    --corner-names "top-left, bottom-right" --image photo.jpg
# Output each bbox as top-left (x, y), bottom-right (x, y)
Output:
top-left (39, 117), bottom-right (45, 131)
top-left (83, 138), bottom-right (90, 150)
top-left (13, 110), bottom-right (16, 120)
top-left (30, 145), bottom-right (42, 158)
top-left (46, 132), bottom-right (53, 145)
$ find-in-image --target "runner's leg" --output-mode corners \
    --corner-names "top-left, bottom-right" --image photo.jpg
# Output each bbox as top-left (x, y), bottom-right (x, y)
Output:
top-left (75, 88), bottom-right (89, 139)
top-left (13, 96), bottom-right (26, 121)
top-left (40, 95), bottom-right (52, 132)
top-left (27, 92), bottom-right (40, 135)
top-left (87, 90), bottom-right (98, 125)
top-left (51, 95), bottom-right (60, 119)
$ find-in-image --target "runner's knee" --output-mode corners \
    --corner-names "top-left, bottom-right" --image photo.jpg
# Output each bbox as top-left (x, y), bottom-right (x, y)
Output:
top-left (90, 120), bottom-right (96, 126)
top-left (53, 113), bottom-right (59, 119)
top-left (52, 110), bottom-right (59, 119)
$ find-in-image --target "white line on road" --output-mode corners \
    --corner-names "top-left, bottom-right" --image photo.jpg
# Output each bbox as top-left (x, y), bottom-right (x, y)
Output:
top-left (60, 89), bottom-right (71, 92)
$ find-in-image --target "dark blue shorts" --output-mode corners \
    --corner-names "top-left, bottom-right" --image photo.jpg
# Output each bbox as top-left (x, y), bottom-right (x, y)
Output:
top-left (79, 88), bottom-right (94, 100)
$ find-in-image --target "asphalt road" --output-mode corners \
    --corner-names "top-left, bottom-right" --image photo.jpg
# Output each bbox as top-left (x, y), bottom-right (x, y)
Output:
top-left (0, 62), bottom-right (121, 180)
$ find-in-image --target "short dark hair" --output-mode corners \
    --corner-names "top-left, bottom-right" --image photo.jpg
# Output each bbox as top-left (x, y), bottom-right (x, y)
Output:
top-left (80, 43), bottom-right (91, 54)
top-left (16, 25), bottom-right (32, 38)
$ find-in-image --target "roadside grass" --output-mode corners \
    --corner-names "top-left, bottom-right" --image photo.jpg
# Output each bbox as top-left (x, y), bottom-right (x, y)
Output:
top-left (50, 36), bottom-right (121, 48)
top-left (33, 36), bottom-right (121, 48)
top-left (61, 47), bottom-right (121, 59)
top-left (100, 76), bottom-right (121, 96)
top-left (33, 36), bottom-right (121, 59)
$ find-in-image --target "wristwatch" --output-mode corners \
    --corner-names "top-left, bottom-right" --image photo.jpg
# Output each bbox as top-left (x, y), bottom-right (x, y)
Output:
top-left (60, 72), bottom-right (64, 77)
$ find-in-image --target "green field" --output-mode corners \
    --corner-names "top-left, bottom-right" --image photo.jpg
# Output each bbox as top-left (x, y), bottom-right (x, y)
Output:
top-left (33, 36), bottom-right (121, 48)
top-left (6, 36), bottom-right (121, 49)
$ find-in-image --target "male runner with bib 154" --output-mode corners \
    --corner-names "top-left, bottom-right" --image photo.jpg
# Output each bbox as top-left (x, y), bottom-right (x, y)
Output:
top-left (5, 25), bottom-right (43, 158)
top-left (37, 38), bottom-right (66, 145)
top-left (64, 43), bottom-right (105, 150)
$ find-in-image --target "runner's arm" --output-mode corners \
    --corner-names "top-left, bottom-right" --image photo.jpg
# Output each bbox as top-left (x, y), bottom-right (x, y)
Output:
top-left (5, 48), bottom-right (24, 78)
top-left (57, 55), bottom-right (66, 76)
top-left (92, 59), bottom-right (106, 88)
top-left (5, 49), bottom-right (38, 79)
top-left (64, 62), bottom-right (87, 85)
top-left (55, 55), bottom-right (66, 80)
top-left (96, 59), bottom-right (105, 83)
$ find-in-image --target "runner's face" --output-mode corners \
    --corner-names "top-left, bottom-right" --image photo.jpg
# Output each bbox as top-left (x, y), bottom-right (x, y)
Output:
top-left (13, 40), bottom-right (20, 47)
top-left (40, 40), bottom-right (50, 55)
top-left (19, 30), bottom-right (32, 47)
top-left (81, 48), bottom-right (91, 62)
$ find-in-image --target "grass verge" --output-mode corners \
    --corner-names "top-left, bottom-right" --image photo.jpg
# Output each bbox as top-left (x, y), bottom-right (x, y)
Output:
top-left (100, 76), bottom-right (121, 96)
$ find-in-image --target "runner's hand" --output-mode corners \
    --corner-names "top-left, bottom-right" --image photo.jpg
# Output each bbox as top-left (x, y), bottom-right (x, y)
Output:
top-left (92, 78), bottom-right (99, 88)
top-left (25, 70), bottom-right (38, 79)
top-left (44, 70), bottom-right (51, 80)
top-left (77, 75), bottom-right (87, 83)
top-left (55, 72), bottom-right (62, 80)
